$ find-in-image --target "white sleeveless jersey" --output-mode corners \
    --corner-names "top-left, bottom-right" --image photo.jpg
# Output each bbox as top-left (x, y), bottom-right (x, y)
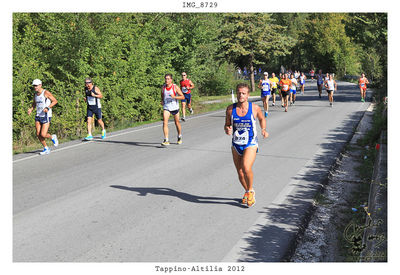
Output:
top-left (162, 84), bottom-right (179, 111)
top-left (261, 79), bottom-right (270, 92)
top-left (290, 78), bottom-right (297, 90)
top-left (35, 90), bottom-right (52, 118)
top-left (326, 80), bottom-right (335, 90)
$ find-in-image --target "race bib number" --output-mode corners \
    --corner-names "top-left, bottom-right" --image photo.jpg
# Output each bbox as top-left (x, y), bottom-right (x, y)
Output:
top-left (182, 87), bottom-right (188, 93)
top-left (283, 84), bottom-right (289, 91)
top-left (233, 130), bottom-right (249, 145)
top-left (87, 96), bottom-right (96, 105)
top-left (262, 84), bottom-right (270, 91)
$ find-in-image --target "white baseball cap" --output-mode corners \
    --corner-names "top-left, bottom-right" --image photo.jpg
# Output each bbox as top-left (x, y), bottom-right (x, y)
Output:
top-left (32, 79), bottom-right (42, 86)
top-left (263, 72), bottom-right (268, 75)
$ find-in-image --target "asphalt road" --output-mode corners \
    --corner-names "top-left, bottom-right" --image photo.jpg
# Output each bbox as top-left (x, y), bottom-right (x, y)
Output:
top-left (13, 80), bottom-right (371, 262)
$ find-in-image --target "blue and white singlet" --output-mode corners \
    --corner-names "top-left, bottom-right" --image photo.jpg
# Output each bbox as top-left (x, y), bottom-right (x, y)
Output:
top-left (231, 102), bottom-right (258, 155)
top-left (260, 79), bottom-right (271, 97)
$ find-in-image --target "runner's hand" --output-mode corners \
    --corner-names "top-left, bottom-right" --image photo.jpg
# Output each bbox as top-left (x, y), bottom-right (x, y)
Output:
top-left (262, 129), bottom-right (269, 138)
top-left (224, 125), bottom-right (232, 135)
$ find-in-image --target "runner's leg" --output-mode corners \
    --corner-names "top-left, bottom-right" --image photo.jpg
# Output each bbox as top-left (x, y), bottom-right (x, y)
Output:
top-left (162, 110), bottom-right (171, 140)
top-left (173, 112), bottom-right (182, 137)
top-left (232, 147), bottom-right (248, 191)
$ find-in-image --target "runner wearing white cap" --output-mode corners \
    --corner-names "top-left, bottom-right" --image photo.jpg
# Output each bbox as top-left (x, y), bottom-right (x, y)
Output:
top-left (258, 72), bottom-right (271, 117)
top-left (27, 79), bottom-right (59, 155)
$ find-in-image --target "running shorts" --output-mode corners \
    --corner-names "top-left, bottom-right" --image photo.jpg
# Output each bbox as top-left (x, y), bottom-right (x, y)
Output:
top-left (281, 90), bottom-right (289, 97)
top-left (165, 109), bottom-right (179, 116)
top-left (232, 144), bottom-right (258, 156)
top-left (290, 89), bottom-right (297, 94)
top-left (261, 90), bottom-right (271, 97)
top-left (181, 93), bottom-right (192, 104)
top-left (87, 106), bottom-right (102, 119)
top-left (35, 115), bottom-right (51, 124)
top-left (271, 88), bottom-right (277, 94)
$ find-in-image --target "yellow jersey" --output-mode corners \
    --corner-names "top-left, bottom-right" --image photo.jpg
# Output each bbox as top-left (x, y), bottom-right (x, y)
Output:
top-left (269, 77), bottom-right (279, 89)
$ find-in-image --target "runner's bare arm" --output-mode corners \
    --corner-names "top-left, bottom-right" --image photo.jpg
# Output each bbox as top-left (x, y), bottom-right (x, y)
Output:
top-left (93, 86), bottom-right (103, 99)
top-left (173, 85), bottom-right (185, 100)
top-left (28, 97), bottom-right (36, 115)
top-left (44, 90), bottom-right (58, 109)
top-left (224, 105), bottom-right (233, 135)
top-left (189, 80), bottom-right (195, 89)
top-left (254, 103), bottom-right (268, 138)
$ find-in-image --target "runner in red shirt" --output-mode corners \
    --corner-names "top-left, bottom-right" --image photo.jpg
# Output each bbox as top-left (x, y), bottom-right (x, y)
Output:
top-left (179, 72), bottom-right (195, 121)
top-left (310, 69), bottom-right (315, 80)
top-left (358, 73), bottom-right (369, 102)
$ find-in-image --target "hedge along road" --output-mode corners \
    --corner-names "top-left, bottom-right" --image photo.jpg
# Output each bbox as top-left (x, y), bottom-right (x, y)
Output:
top-left (13, 80), bottom-right (371, 262)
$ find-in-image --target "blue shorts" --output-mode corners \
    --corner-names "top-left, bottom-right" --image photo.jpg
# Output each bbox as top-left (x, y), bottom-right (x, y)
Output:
top-left (261, 90), bottom-right (271, 97)
top-left (232, 143), bottom-right (258, 156)
top-left (181, 93), bottom-right (192, 104)
top-left (87, 106), bottom-right (102, 119)
top-left (35, 115), bottom-right (51, 124)
top-left (290, 89), bottom-right (297, 94)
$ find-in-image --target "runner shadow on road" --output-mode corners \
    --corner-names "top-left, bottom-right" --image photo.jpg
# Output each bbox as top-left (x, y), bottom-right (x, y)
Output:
top-left (94, 139), bottom-right (164, 148)
top-left (110, 185), bottom-right (247, 208)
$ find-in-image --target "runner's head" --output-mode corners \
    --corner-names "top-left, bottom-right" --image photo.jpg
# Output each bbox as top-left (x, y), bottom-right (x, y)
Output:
top-left (271, 72), bottom-right (275, 77)
top-left (263, 72), bottom-right (268, 79)
top-left (85, 77), bottom-right (93, 89)
top-left (164, 74), bottom-right (173, 85)
top-left (32, 79), bottom-right (42, 91)
top-left (181, 72), bottom-right (187, 80)
top-left (236, 83), bottom-right (250, 103)
top-left (361, 73), bottom-right (365, 78)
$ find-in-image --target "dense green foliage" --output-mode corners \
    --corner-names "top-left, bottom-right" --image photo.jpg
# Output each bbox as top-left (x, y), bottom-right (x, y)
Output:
top-left (13, 13), bottom-right (387, 152)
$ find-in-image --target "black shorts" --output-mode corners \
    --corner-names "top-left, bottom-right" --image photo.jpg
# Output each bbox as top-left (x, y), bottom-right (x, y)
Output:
top-left (165, 109), bottom-right (179, 116)
top-left (327, 90), bottom-right (333, 93)
top-left (271, 88), bottom-right (277, 94)
top-left (317, 84), bottom-right (323, 91)
top-left (87, 106), bottom-right (102, 119)
top-left (281, 90), bottom-right (289, 97)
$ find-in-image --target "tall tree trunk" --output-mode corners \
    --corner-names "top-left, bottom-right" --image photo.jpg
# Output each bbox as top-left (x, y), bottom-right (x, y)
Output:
top-left (250, 62), bottom-right (255, 92)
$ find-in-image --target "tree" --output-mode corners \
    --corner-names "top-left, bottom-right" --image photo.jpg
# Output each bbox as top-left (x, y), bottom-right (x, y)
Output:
top-left (219, 13), bottom-right (294, 91)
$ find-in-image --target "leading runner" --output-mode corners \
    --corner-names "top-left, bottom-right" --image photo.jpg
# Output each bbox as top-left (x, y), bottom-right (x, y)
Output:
top-left (224, 83), bottom-right (269, 207)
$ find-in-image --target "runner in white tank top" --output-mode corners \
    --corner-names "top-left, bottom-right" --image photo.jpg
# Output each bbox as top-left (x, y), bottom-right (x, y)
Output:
top-left (161, 74), bottom-right (185, 146)
top-left (27, 79), bottom-right (59, 155)
top-left (324, 74), bottom-right (337, 107)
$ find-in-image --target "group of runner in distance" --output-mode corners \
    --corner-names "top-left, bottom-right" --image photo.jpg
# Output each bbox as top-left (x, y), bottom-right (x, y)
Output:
top-left (27, 70), bottom-right (370, 207)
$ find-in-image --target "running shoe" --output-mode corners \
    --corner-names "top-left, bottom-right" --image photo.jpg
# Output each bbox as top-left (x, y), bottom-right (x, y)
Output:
top-left (241, 192), bottom-right (249, 205)
top-left (247, 190), bottom-right (256, 207)
top-left (272, 102), bottom-right (275, 106)
top-left (189, 108), bottom-right (194, 115)
top-left (181, 117), bottom-right (186, 122)
top-left (264, 111), bottom-right (268, 117)
top-left (84, 134), bottom-right (93, 141)
top-left (177, 135), bottom-right (182, 145)
top-left (39, 147), bottom-right (50, 155)
top-left (101, 129), bottom-right (106, 139)
top-left (361, 98), bottom-right (365, 102)
top-left (330, 102), bottom-right (333, 107)
top-left (52, 134), bottom-right (59, 147)
top-left (161, 139), bottom-right (170, 146)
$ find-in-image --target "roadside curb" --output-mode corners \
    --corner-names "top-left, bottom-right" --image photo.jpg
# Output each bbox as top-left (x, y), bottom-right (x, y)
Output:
top-left (360, 131), bottom-right (387, 262)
